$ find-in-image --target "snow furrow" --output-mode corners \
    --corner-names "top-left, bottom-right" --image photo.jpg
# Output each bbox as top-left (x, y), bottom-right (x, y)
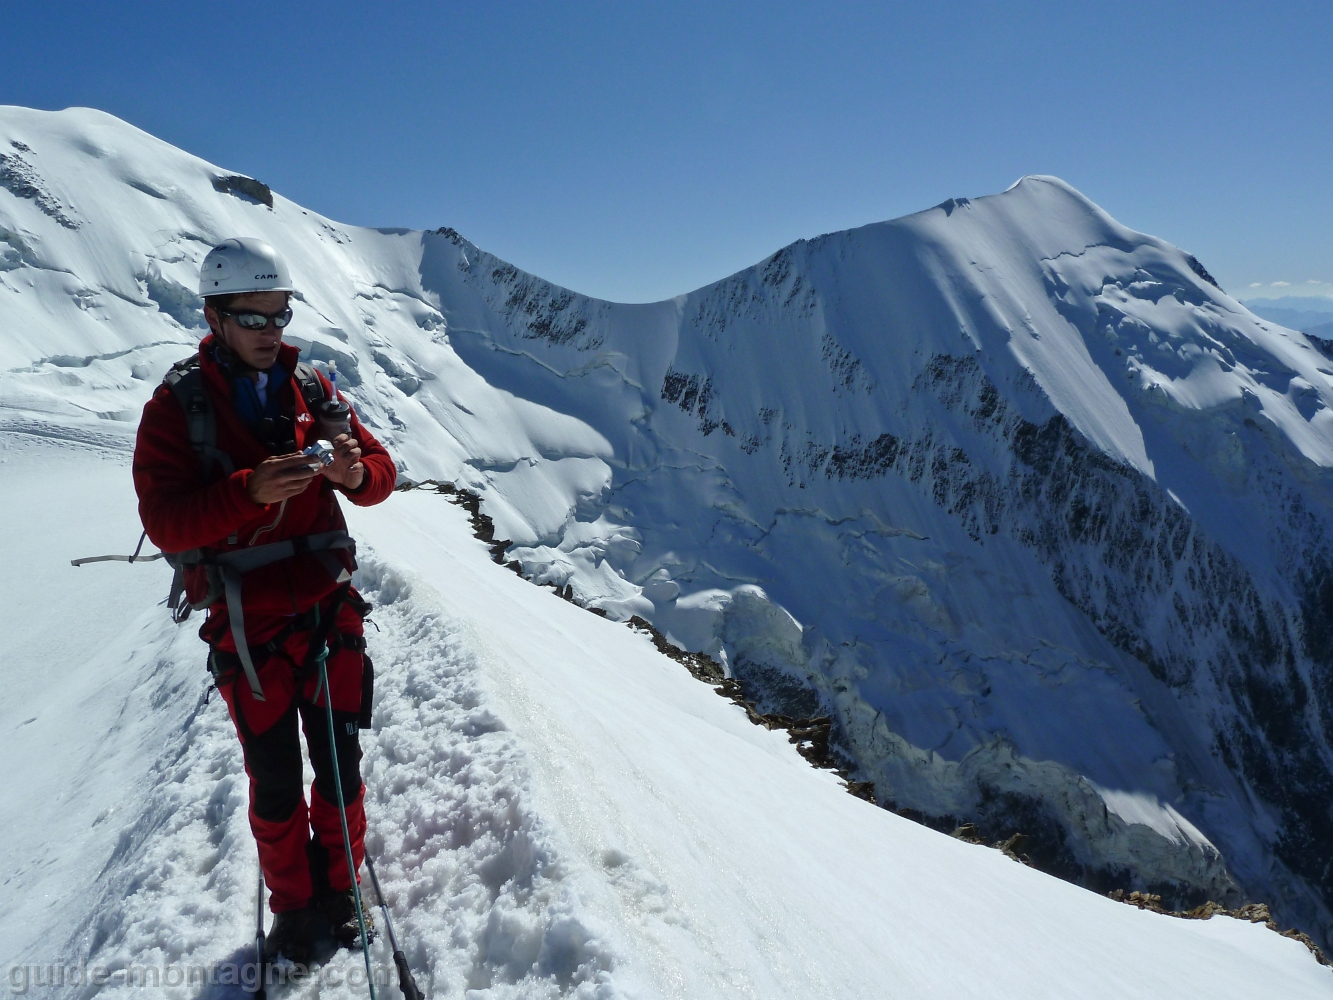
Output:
top-left (39, 550), bottom-right (624, 1000)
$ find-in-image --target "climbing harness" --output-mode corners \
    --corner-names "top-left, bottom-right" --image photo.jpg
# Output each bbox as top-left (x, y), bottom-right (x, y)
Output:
top-left (72, 527), bottom-right (354, 696)
top-left (201, 530), bottom-right (356, 702)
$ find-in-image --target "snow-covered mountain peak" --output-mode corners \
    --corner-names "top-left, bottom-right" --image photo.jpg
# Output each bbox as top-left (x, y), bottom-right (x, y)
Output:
top-left (5, 105), bottom-right (1333, 970)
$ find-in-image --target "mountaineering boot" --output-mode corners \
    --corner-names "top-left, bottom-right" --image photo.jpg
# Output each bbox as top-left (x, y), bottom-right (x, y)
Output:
top-left (264, 906), bottom-right (320, 966)
top-left (320, 887), bottom-right (376, 948)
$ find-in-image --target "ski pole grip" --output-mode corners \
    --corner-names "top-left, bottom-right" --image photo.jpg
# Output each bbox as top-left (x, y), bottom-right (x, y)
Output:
top-left (393, 951), bottom-right (420, 1000)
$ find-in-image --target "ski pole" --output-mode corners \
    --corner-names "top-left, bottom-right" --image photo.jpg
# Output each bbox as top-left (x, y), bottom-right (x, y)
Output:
top-left (314, 620), bottom-right (376, 1000)
top-left (254, 868), bottom-right (267, 1000)
top-left (365, 855), bottom-right (421, 1000)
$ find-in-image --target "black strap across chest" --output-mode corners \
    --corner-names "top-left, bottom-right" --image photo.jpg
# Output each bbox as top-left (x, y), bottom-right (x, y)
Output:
top-left (161, 355), bottom-right (327, 480)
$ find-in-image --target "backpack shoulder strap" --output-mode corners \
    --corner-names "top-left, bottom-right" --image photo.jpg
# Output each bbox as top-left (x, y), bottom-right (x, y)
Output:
top-left (162, 355), bottom-right (236, 479)
top-left (156, 355), bottom-right (241, 621)
top-left (293, 361), bottom-right (328, 410)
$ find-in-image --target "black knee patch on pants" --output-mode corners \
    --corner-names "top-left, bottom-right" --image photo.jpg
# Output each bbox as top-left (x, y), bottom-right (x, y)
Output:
top-left (242, 700), bottom-right (305, 822)
top-left (302, 704), bottom-right (363, 806)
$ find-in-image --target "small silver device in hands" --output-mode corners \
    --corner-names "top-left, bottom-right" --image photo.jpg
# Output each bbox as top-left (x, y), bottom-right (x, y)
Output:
top-left (303, 439), bottom-right (336, 466)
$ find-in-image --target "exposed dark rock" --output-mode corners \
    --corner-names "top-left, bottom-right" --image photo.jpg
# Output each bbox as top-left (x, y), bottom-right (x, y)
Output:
top-left (211, 174), bottom-right (273, 208)
top-left (825, 432), bottom-right (901, 480)
top-left (1185, 254), bottom-right (1223, 291)
top-left (951, 823), bottom-right (985, 844)
top-left (661, 369), bottom-right (722, 435)
top-left (480, 262), bottom-right (598, 347)
top-left (996, 832), bottom-right (1032, 864)
top-left (1108, 890), bottom-right (1329, 967)
top-left (820, 333), bottom-right (875, 393)
top-left (430, 226), bottom-right (465, 244)
top-left (626, 615), bottom-right (725, 683)
top-left (395, 479), bottom-right (507, 560)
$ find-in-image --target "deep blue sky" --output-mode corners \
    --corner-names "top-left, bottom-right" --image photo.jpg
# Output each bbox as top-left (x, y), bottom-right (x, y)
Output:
top-left (3, 2), bottom-right (1330, 302)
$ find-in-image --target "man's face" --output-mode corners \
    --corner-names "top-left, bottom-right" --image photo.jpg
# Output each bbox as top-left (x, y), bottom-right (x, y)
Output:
top-left (207, 290), bottom-right (290, 370)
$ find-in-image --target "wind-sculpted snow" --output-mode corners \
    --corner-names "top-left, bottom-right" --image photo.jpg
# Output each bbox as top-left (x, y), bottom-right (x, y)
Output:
top-left (3, 106), bottom-right (1333, 953)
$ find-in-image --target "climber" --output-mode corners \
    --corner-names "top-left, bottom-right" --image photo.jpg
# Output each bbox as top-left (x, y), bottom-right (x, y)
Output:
top-left (132, 237), bottom-right (397, 966)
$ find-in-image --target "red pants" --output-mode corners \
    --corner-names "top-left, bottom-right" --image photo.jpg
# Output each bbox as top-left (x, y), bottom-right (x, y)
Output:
top-left (217, 600), bottom-right (368, 913)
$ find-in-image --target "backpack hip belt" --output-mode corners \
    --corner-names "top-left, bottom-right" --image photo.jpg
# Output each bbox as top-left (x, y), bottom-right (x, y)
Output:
top-left (184, 530), bottom-right (357, 701)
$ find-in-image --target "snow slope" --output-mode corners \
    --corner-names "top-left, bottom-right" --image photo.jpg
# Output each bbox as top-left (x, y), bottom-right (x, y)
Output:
top-left (3, 431), bottom-right (1330, 999)
top-left (2, 104), bottom-right (1332, 968)
top-left (440, 178), bottom-right (1333, 942)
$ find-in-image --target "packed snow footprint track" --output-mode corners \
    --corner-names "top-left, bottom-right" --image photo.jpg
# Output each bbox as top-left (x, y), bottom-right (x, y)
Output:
top-left (50, 550), bottom-right (622, 1000)
top-left (352, 553), bottom-right (620, 998)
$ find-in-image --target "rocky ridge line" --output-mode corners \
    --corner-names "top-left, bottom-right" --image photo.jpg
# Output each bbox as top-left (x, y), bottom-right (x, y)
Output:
top-left (1107, 891), bottom-right (1328, 967)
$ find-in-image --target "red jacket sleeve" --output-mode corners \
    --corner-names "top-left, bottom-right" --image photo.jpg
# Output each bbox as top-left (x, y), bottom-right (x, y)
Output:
top-left (133, 386), bottom-right (270, 552)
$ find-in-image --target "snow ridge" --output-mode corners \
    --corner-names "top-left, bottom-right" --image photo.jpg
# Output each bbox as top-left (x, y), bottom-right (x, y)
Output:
top-left (3, 105), bottom-right (1333, 956)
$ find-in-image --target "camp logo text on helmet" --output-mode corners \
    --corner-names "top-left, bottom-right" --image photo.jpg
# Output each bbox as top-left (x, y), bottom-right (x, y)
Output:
top-left (197, 238), bottom-right (295, 296)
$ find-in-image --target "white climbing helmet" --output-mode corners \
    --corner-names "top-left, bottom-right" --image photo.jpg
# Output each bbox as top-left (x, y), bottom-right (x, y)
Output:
top-left (197, 237), bottom-right (294, 297)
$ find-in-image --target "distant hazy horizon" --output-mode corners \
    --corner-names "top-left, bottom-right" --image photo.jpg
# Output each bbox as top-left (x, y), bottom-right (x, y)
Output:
top-left (1238, 287), bottom-right (1333, 303)
top-left (1239, 294), bottom-right (1333, 309)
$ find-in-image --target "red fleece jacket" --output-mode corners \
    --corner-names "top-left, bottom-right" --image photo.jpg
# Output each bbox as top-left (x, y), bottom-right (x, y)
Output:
top-left (133, 336), bottom-right (396, 648)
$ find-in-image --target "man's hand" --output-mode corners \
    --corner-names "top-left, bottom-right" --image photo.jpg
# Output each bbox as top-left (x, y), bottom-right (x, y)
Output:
top-left (247, 453), bottom-right (322, 505)
top-left (321, 433), bottom-right (365, 491)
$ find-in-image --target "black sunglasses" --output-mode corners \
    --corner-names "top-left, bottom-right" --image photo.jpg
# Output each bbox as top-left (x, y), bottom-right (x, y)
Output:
top-left (218, 306), bottom-right (294, 330)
